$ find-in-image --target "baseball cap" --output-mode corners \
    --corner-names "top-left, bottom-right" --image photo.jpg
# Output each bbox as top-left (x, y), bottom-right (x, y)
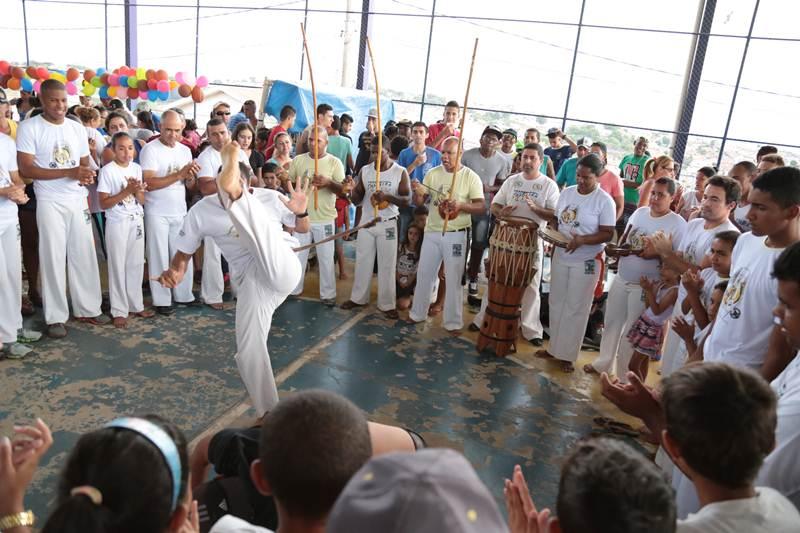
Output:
top-left (0, 88), bottom-right (7, 105)
top-left (367, 107), bottom-right (378, 118)
top-left (577, 136), bottom-right (593, 148)
top-left (482, 125), bottom-right (502, 139)
top-left (398, 118), bottom-right (412, 127)
top-left (546, 127), bottom-right (560, 137)
top-left (135, 101), bottom-right (152, 112)
top-left (502, 128), bottom-right (517, 139)
top-left (327, 449), bottom-right (506, 533)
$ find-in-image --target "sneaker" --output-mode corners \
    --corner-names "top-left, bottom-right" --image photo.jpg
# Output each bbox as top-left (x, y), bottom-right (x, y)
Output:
top-left (179, 299), bottom-right (202, 308)
top-left (340, 300), bottom-right (365, 310)
top-left (3, 342), bottom-right (33, 359)
top-left (78, 314), bottom-right (112, 326)
top-left (530, 337), bottom-right (544, 347)
top-left (468, 280), bottom-right (478, 296)
top-left (47, 323), bottom-right (67, 339)
top-left (468, 323), bottom-right (480, 332)
top-left (17, 329), bottom-right (43, 343)
top-left (321, 298), bottom-right (336, 307)
top-left (156, 306), bottom-right (175, 316)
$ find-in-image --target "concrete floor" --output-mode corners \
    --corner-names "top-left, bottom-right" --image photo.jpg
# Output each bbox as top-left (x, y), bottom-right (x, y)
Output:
top-left (1, 253), bottom-right (654, 519)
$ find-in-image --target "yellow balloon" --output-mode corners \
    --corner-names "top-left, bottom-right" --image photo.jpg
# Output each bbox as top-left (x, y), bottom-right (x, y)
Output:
top-left (108, 86), bottom-right (117, 97)
top-left (136, 67), bottom-right (146, 79)
top-left (169, 80), bottom-right (178, 90)
top-left (50, 72), bottom-right (66, 82)
top-left (82, 84), bottom-right (96, 96)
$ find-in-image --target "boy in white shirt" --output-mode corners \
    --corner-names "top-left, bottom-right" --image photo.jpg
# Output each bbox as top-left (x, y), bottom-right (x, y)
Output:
top-left (97, 132), bottom-right (155, 328)
top-left (16, 79), bottom-right (108, 338)
top-left (701, 167), bottom-right (800, 380)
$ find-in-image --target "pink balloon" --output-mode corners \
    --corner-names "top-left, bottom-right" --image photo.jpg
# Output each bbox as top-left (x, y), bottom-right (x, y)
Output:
top-left (196, 75), bottom-right (208, 88)
top-left (139, 90), bottom-right (149, 101)
top-left (65, 82), bottom-right (78, 95)
top-left (117, 86), bottom-right (127, 98)
top-left (175, 71), bottom-right (185, 85)
top-left (156, 80), bottom-right (170, 93)
top-left (33, 80), bottom-right (42, 93)
top-left (108, 74), bottom-right (119, 86)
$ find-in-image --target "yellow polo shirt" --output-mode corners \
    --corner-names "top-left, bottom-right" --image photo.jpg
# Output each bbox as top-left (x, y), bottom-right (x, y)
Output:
top-left (422, 165), bottom-right (484, 233)
top-left (288, 153), bottom-right (345, 223)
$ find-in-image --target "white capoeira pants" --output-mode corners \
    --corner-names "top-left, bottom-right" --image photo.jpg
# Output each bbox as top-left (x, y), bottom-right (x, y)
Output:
top-left (548, 256), bottom-right (601, 363)
top-left (473, 244), bottom-right (544, 340)
top-left (105, 214), bottom-right (145, 318)
top-left (293, 220), bottom-right (336, 300)
top-left (410, 230), bottom-right (468, 331)
top-left (200, 236), bottom-right (224, 305)
top-left (591, 277), bottom-right (645, 381)
top-left (146, 213), bottom-right (195, 307)
top-left (0, 220), bottom-right (22, 344)
top-left (660, 304), bottom-right (688, 378)
top-left (37, 199), bottom-right (103, 324)
top-left (218, 186), bottom-right (301, 415)
top-left (349, 219), bottom-right (398, 311)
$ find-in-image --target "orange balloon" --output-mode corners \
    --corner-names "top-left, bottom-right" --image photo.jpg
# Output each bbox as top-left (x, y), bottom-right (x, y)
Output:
top-left (7, 77), bottom-right (21, 90)
top-left (11, 66), bottom-right (24, 79)
top-left (26, 66), bottom-right (38, 79)
top-left (156, 69), bottom-right (168, 81)
top-left (146, 69), bottom-right (156, 80)
top-left (178, 84), bottom-right (191, 97)
top-left (84, 69), bottom-right (96, 82)
top-left (191, 85), bottom-right (204, 103)
top-left (66, 67), bottom-right (80, 81)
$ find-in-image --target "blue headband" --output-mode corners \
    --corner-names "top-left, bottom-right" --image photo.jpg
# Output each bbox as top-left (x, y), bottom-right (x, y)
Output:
top-left (104, 417), bottom-right (182, 511)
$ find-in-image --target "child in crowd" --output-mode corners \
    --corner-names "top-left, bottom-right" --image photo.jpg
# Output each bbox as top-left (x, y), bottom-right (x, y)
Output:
top-left (261, 161), bottom-right (285, 194)
top-left (673, 280), bottom-right (728, 364)
top-left (412, 204), bottom-right (428, 228)
top-left (97, 132), bottom-right (154, 328)
top-left (335, 195), bottom-right (351, 280)
top-left (627, 263), bottom-right (680, 380)
top-left (396, 224), bottom-right (423, 311)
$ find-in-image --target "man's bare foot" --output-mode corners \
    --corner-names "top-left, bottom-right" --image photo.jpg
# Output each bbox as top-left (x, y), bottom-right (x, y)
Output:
top-left (560, 361), bottom-right (575, 373)
top-left (218, 141), bottom-right (243, 201)
top-left (113, 317), bottom-right (128, 329)
top-left (583, 364), bottom-right (599, 375)
top-left (207, 302), bottom-right (224, 310)
top-left (338, 272), bottom-right (348, 280)
top-left (534, 349), bottom-right (554, 359)
top-left (428, 304), bottom-right (442, 317)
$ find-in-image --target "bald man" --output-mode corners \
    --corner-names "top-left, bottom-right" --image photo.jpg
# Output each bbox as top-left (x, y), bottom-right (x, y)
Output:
top-left (141, 109), bottom-right (201, 315)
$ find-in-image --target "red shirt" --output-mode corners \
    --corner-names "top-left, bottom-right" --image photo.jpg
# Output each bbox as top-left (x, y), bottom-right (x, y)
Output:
top-left (265, 125), bottom-right (286, 159)
top-left (426, 122), bottom-right (460, 150)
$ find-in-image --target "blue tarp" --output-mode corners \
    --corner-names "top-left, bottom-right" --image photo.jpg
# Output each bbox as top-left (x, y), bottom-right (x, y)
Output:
top-left (264, 79), bottom-right (395, 135)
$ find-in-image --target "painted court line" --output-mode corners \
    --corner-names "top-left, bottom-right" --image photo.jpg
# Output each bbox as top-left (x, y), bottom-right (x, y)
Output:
top-left (190, 306), bottom-right (372, 448)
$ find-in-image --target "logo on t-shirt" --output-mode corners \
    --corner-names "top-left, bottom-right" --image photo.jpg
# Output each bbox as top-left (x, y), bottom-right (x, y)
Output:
top-left (227, 225), bottom-right (239, 238)
top-left (559, 206), bottom-right (579, 228)
top-left (627, 228), bottom-right (647, 249)
top-left (50, 141), bottom-right (76, 169)
top-left (722, 268), bottom-right (747, 320)
top-left (622, 162), bottom-right (642, 181)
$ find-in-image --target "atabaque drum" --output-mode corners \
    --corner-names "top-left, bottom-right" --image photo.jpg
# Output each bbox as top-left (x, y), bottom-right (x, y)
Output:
top-left (478, 217), bottom-right (539, 357)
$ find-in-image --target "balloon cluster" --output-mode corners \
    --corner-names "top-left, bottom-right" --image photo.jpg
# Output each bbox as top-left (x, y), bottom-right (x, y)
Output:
top-left (0, 61), bottom-right (208, 103)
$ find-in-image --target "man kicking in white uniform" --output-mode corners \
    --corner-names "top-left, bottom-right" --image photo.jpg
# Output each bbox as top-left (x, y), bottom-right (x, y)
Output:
top-left (158, 142), bottom-right (309, 415)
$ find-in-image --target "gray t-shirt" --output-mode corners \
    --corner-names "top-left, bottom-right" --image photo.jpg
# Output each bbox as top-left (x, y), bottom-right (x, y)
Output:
top-left (461, 147), bottom-right (511, 209)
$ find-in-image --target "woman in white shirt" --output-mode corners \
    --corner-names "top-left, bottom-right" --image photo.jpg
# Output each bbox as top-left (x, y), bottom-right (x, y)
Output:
top-left (535, 154), bottom-right (616, 372)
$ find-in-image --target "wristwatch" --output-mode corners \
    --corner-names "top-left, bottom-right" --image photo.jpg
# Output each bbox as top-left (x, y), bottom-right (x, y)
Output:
top-left (296, 212), bottom-right (309, 218)
top-left (0, 510), bottom-right (35, 529)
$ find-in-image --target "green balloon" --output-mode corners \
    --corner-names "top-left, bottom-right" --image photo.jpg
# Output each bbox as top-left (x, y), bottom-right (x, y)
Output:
top-left (127, 76), bottom-right (138, 89)
top-left (91, 76), bottom-right (102, 88)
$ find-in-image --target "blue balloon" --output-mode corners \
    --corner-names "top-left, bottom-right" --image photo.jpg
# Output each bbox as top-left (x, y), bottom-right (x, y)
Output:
top-left (160, 90), bottom-right (169, 101)
top-left (97, 67), bottom-right (106, 75)
top-left (119, 75), bottom-right (128, 87)
top-left (99, 86), bottom-right (109, 98)
top-left (148, 91), bottom-right (157, 102)
top-left (21, 78), bottom-right (33, 92)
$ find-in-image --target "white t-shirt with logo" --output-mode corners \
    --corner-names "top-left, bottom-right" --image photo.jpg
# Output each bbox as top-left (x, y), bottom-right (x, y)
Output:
top-left (618, 207), bottom-right (687, 283)
top-left (139, 139), bottom-right (193, 217)
top-left (677, 486), bottom-right (800, 532)
top-left (0, 133), bottom-right (19, 225)
top-left (97, 161), bottom-right (144, 223)
top-left (358, 161), bottom-right (404, 222)
top-left (492, 172), bottom-right (560, 228)
top-left (553, 185), bottom-right (616, 265)
top-left (15, 114), bottom-right (90, 202)
top-left (758, 352), bottom-right (800, 509)
top-left (733, 203), bottom-right (752, 232)
top-left (674, 218), bottom-right (740, 313)
top-left (705, 232), bottom-right (783, 369)
top-left (196, 145), bottom-right (249, 180)
top-left (175, 188), bottom-right (296, 287)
